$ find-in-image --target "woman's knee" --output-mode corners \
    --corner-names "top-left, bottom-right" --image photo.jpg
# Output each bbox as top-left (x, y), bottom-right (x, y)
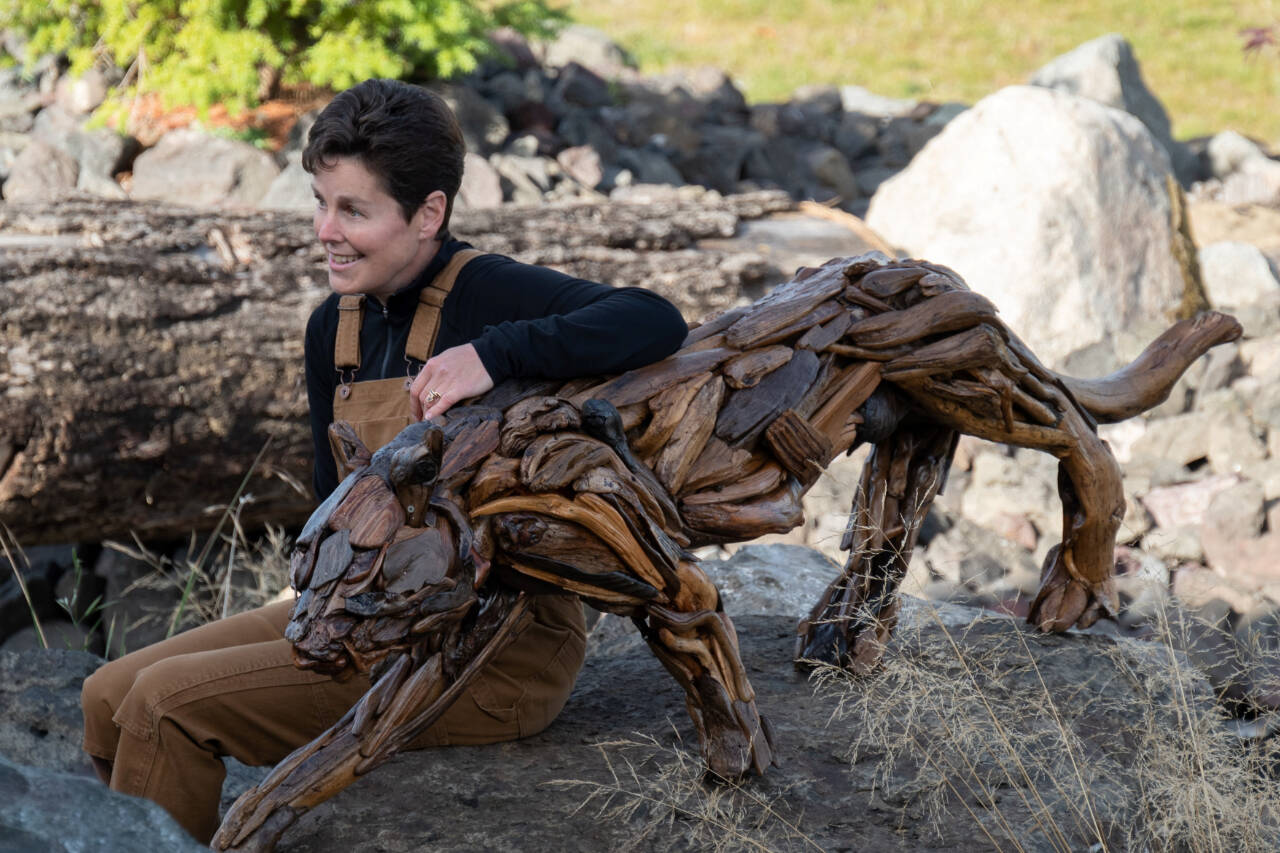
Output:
top-left (81, 657), bottom-right (137, 728)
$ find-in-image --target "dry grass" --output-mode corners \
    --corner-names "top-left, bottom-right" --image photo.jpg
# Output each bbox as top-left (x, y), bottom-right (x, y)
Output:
top-left (105, 519), bottom-right (292, 644)
top-left (557, 595), bottom-right (1280, 852)
top-left (813, 599), bottom-right (1280, 852)
top-left (549, 729), bottom-right (822, 852)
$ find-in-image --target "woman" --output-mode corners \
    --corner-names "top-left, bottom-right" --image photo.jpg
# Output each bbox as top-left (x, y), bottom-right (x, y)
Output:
top-left (80, 78), bottom-right (687, 844)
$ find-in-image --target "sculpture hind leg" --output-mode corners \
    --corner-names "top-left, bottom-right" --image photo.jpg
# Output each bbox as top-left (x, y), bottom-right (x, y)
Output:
top-left (796, 422), bottom-right (957, 672)
top-left (875, 324), bottom-right (1124, 635)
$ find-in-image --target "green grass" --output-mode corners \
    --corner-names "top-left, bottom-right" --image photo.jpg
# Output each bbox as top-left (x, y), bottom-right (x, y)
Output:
top-left (565, 0), bottom-right (1280, 143)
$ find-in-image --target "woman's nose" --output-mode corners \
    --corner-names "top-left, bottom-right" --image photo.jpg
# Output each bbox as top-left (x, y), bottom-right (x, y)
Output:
top-left (315, 209), bottom-right (341, 243)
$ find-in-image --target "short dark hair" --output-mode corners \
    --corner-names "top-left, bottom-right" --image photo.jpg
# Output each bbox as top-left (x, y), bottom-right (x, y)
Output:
top-left (302, 79), bottom-right (466, 229)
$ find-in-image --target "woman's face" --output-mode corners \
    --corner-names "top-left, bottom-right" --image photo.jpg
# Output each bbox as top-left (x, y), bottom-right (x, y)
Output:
top-left (311, 156), bottom-right (444, 301)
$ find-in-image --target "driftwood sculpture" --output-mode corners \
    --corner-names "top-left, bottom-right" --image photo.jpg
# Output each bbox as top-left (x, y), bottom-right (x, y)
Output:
top-left (213, 254), bottom-right (1240, 851)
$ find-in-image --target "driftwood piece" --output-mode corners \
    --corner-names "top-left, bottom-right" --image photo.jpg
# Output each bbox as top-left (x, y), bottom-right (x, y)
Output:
top-left (215, 254), bottom-right (1241, 851)
top-left (722, 346), bottom-right (793, 389)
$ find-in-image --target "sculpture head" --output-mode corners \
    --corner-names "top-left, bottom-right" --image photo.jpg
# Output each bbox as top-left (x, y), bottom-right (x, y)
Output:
top-left (285, 413), bottom-right (498, 677)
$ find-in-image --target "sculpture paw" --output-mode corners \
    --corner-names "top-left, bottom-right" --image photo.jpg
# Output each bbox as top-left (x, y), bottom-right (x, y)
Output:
top-left (1027, 545), bottom-right (1115, 632)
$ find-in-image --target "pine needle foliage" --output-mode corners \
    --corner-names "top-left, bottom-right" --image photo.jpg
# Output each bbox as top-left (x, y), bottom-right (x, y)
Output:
top-left (1, 0), bottom-right (564, 112)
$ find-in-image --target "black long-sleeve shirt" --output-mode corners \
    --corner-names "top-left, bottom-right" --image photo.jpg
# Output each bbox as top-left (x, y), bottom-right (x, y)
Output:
top-left (304, 237), bottom-right (688, 500)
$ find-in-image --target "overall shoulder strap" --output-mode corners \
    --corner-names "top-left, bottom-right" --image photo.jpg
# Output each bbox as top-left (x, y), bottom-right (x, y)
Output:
top-left (334, 294), bottom-right (366, 370)
top-left (405, 248), bottom-right (484, 363)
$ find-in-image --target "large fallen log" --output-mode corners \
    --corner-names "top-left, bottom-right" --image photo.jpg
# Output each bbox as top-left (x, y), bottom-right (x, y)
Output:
top-left (0, 192), bottom-right (793, 545)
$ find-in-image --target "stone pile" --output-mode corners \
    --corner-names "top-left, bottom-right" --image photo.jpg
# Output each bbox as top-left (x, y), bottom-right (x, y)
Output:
top-left (0, 26), bottom-right (1214, 219)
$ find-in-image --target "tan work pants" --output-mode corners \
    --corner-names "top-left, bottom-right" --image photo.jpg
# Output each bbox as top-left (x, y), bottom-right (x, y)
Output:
top-left (81, 594), bottom-right (585, 844)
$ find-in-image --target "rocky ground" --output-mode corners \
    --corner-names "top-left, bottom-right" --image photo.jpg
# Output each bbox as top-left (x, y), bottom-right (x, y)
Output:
top-left (1, 22), bottom-right (1279, 853)
top-left (5, 548), bottom-right (1269, 852)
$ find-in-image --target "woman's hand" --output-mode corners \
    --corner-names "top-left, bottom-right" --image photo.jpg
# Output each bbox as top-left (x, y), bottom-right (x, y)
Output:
top-left (409, 343), bottom-right (495, 421)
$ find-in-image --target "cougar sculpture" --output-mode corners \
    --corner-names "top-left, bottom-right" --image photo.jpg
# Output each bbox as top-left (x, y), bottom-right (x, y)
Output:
top-left (214, 253), bottom-right (1240, 851)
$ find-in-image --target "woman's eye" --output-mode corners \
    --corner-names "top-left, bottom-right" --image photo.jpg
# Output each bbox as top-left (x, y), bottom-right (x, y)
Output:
top-left (345, 206), bottom-right (362, 218)
top-left (314, 197), bottom-right (326, 209)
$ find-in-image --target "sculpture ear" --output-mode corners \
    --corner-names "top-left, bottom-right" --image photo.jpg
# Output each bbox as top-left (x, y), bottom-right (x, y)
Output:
top-left (423, 422), bottom-right (443, 459)
top-left (328, 421), bottom-right (372, 478)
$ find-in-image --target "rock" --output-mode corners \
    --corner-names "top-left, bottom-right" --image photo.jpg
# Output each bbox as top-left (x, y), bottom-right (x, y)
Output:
top-left (1240, 334), bottom-right (1280, 384)
top-left (1189, 199), bottom-right (1280, 257)
top-left (839, 85), bottom-right (917, 118)
top-left (833, 111), bottom-right (877, 161)
top-left (0, 648), bottom-right (99, 773)
top-left (615, 146), bottom-right (684, 185)
top-left (555, 145), bottom-right (604, 190)
top-left (95, 547), bottom-right (180, 658)
top-left (539, 25), bottom-right (635, 79)
top-left (959, 448), bottom-right (1060, 546)
top-left (1219, 160), bottom-right (1280, 208)
top-left (867, 85), bottom-right (1184, 370)
top-left (756, 137), bottom-right (861, 204)
top-left (0, 129), bottom-right (28, 182)
top-left (875, 115), bottom-right (944, 168)
top-left (428, 83), bottom-right (510, 155)
top-left (130, 129), bottom-right (280, 207)
top-left (30, 105), bottom-right (132, 198)
top-left (53, 67), bottom-right (113, 115)
top-left (487, 26), bottom-right (541, 72)
top-left (1206, 130), bottom-right (1270, 179)
top-left (0, 753), bottom-right (204, 851)
top-left (1202, 478), bottom-right (1266, 543)
top-left (1234, 606), bottom-right (1280, 710)
top-left (490, 151), bottom-right (552, 203)
top-left (1140, 474), bottom-right (1240, 530)
top-left (1207, 410), bottom-right (1268, 476)
top-left (698, 544), bottom-right (838, 619)
top-left (671, 125), bottom-right (764, 194)
top-left (920, 513), bottom-right (1041, 595)
top-left (2, 139), bottom-right (78, 201)
top-left (1029, 33), bottom-right (1199, 184)
top-left (551, 62), bottom-right (613, 110)
top-left (279, 109), bottom-right (319, 164)
top-left (1128, 412), bottom-right (1213, 469)
top-left (556, 108), bottom-right (620, 161)
top-left (1198, 241), bottom-right (1280, 309)
top-left (249, 602), bottom-right (1232, 853)
top-left (455, 151), bottom-right (504, 210)
top-left (257, 157), bottom-right (314, 211)
top-left (1143, 525), bottom-right (1204, 564)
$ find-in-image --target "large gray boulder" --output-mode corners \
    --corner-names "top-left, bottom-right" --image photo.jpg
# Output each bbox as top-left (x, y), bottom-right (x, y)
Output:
top-left (867, 85), bottom-right (1185, 370)
top-left (130, 128), bottom-right (280, 207)
top-left (0, 649), bottom-right (99, 773)
top-left (1, 753), bottom-right (205, 852)
top-left (1030, 33), bottom-right (1199, 184)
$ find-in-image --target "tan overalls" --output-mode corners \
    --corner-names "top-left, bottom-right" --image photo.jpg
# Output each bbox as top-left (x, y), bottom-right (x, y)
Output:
top-left (81, 250), bottom-right (587, 844)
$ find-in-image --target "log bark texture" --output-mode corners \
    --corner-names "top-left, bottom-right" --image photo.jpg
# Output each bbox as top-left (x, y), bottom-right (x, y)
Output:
top-left (0, 193), bottom-right (792, 544)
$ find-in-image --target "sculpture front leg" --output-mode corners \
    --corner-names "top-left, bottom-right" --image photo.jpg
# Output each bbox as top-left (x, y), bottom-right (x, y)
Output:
top-left (796, 424), bottom-right (956, 673)
top-left (212, 592), bottom-right (530, 852)
top-left (635, 561), bottom-right (775, 778)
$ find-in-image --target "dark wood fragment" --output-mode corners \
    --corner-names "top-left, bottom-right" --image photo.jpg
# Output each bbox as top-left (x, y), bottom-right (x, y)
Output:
top-left (714, 349), bottom-right (820, 446)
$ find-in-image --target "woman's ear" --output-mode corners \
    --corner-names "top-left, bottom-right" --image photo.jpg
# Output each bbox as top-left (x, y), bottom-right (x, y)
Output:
top-left (417, 190), bottom-right (448, 240)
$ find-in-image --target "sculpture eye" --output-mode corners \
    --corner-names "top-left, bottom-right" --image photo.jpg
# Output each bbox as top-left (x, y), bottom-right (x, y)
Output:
top-left (413, 455), bottom-right (438, 484)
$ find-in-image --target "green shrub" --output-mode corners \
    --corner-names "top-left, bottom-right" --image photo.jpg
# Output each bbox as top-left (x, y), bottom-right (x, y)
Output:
top-left (0, 0), bottom-right (564, 112)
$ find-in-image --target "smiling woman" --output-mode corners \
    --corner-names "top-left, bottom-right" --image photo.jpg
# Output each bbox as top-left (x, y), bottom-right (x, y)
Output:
top-left (311, 159), bottom-right (446, 302)
top-left (78, 78), bottom-right (689, 845)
